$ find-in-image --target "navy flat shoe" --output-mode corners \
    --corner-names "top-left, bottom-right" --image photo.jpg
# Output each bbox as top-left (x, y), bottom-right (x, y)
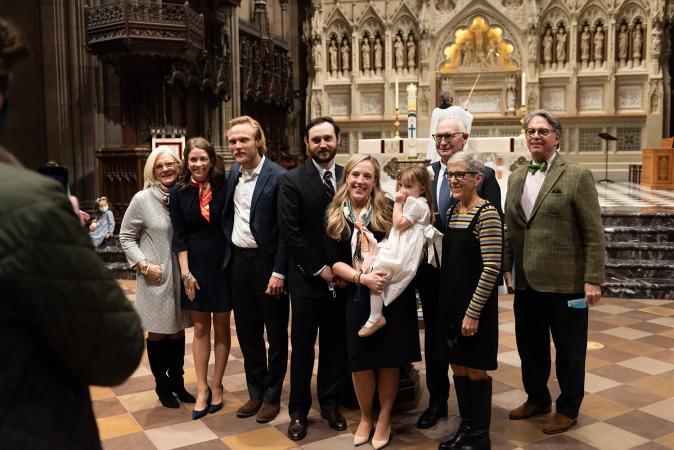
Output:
top-left (192, 387), bottom-right (212, 420)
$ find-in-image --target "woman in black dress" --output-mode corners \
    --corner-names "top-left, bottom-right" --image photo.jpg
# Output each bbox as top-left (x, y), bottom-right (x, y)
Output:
top-left (169, 137), bottom-right (231, 420)
top-left (325, 155), bottom-right (421, 449)
top-left (437, 152), bottom-right (502, 450)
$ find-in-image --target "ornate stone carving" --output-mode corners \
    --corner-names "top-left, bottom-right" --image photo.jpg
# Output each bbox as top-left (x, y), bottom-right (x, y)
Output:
top-left (594, 25), bottom-right (605, 66)
top-left (579, 87), bottom-right (603, 110)
top-left (541, 87), bottom-right (565, 110)
top-left (374, 37), bottom-right (383, 71)
top-left (329, 94), bottom-right (350, 115)
top-left (394, 35), bottom-right (404, 71)
top-left (580, 25), bottom-right (590, 65)
top-left (407, 34), bottom-right (416, 69)
top-left (556, 28), bottom-right (567, 65)
top-left (362, 93), bottom-right (383, 114)
top-left (617, 85), bottom-right (643, 109)
top-left (341, 38), bottom-right (351, 74)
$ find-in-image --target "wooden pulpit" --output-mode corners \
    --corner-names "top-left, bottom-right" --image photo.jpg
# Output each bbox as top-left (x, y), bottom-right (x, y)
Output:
top-left (642, 138), bottom-right (674, 189)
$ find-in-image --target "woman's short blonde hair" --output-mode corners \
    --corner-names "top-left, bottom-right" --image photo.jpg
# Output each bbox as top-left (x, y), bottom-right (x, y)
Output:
top-left (143, 145), bottom-right (181, 188)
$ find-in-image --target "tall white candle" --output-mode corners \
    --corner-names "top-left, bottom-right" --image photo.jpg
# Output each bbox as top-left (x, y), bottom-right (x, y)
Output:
top-left (521, 72), bottom-right (526, 107)
top-left (395, 76), bottom-right (399, 110)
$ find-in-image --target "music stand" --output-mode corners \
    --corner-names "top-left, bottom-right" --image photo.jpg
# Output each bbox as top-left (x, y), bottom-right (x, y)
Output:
top-left (598, 132), bottom-right (617, 183)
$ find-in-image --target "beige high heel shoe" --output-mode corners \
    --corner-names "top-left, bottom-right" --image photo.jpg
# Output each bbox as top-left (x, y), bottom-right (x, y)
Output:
top-left (353, 422), bottom-right (372, 446)
top-left (371, 424), bottom-right (391, 449)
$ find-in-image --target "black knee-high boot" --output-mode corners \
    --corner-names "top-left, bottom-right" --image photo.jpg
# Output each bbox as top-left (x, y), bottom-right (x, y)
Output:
top-left (166, 337), bottom-right (196, 403)
top-left (459, 377), bottom-right (492, 450)
top-left (439, 376), bottom-right (472, 449)
top-left (146, 339), bottom-right (180, 408)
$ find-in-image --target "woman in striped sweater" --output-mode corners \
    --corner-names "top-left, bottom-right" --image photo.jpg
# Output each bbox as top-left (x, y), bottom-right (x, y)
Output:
top-left (436, 151), bottom-right (502, 450)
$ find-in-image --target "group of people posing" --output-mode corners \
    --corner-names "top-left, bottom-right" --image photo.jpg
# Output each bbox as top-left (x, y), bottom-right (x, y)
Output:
top-left (119, 109), bottom-right (604, 450)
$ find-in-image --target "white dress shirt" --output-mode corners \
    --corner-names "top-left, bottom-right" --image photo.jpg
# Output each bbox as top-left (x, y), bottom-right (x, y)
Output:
top-left (521, 152), bottom-right (557, 221)
top-left (232, 156), bottom-right (266, 248)
top-left (435, 159), bottom-right (449, 205)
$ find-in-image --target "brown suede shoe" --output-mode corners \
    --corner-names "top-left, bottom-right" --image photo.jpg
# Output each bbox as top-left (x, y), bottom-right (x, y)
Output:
top-left (256, 402), bottom-right (280, 423)
top-left (236, 398), bottom-right (263, 418)
top-left (508, 402), bottom-right (551, 420)
top-left (543, 413), bottom-right (576, 434)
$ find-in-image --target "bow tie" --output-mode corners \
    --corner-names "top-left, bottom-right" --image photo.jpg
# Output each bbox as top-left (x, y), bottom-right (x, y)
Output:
top-left (527, 161), bottom-right (548, 174)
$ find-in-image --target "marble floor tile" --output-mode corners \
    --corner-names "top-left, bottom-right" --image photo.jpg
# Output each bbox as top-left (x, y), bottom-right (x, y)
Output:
top-left (102, 431), bottom-right (156, 450)
top-left (618, 356), bottom-right (674, 375)
top-left (601, 326), bottom-right (652, 340)
top-left (96, 413), bottom-right (143, 440)
top-left (145, 421), bottom-right (219, 450)
top-left (497, 350), bottom-right (522, 367)
top-left (566, 422), bottom-right (649, 450)
top-left (580, 393), bottom-right (633, 421)
top-left (639, 398), bottom-right (674, 423)
top-left (220, 425), bottom-right (296, 450)
top-left (584, 372), bottom-right (622, 393)
top-left (593, 304), bottom-right (635, 315)
top-left (606, 410), bottom-right (674, 439)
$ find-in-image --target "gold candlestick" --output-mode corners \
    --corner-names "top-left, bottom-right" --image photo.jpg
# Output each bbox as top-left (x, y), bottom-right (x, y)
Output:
top-left (394, 107), bottom-right (400, 138)
top-left (519, 105), bottom-right (527, 135)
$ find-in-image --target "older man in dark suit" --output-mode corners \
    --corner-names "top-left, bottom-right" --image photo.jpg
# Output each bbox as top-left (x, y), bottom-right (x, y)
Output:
top-left (417, 116), bottom-right (502, 430)
top-left (278, 116), bottom-right (347, 441)
top-left (222, 116), bottom-right (288, 423)
top-left (504, 109), bottom-right (605, 435)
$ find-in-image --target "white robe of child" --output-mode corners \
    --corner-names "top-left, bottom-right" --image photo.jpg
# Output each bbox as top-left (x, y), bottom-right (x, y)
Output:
top-left (372, 196), bottom-right (443, 306)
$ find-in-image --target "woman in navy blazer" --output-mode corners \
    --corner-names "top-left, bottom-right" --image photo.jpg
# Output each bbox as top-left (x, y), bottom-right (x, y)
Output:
top-left (169, 137), bottom-right (231, 419)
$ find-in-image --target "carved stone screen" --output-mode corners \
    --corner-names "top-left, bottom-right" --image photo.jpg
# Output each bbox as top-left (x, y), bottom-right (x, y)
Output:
top-left (579, 128), bottom-right (602, 151)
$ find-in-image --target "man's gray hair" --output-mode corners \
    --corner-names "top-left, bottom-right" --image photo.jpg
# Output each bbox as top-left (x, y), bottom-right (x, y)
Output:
top-left (436, 117), bottom-right (467, 133)
top-left (447, 151), bottom-right (485, 173)
top-left (524, 109), bottom-right (562, 138)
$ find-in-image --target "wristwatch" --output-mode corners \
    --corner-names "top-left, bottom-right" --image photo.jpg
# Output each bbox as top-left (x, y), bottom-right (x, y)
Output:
top-left (181, 272), bottom-right (193, 281)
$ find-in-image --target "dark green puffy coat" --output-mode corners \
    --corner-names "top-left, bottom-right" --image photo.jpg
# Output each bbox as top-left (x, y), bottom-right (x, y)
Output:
top-left (0, 162), bottom-right (144, 449)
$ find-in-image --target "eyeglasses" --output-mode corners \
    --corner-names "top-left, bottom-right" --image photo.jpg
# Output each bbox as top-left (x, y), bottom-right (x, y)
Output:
top-left (154, 162), bottom-right (177, 172)
top-left (433, 133), bottom-right (463, 143)
top-left (446, 171), bottom-right (478, 181)
top-left (525, 127), bottom-right (554, 137)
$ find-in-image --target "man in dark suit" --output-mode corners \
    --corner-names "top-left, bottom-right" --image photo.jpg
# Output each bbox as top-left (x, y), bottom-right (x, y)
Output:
top-left (417, 116), bottom-right (502, 429)
top-left (504, 110), bottom-right (604, 434)
top-left (278, 116), bottom-right (347, 441)
top-left (222, 116), bottom-right (288, 423)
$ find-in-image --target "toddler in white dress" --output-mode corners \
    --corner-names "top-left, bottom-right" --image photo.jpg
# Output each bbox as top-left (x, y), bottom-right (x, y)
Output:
top-left (359, 165), bottom-right (443, 337)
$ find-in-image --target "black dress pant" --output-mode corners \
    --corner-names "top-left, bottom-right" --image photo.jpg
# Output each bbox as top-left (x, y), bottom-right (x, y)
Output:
top-left (231, 247), bottom-right (289, 404)
top-left (288, 292), bottom-right (347, 419)
top-left (417, 262), bottom-right (450, 407)
top-left (513, 286), bottom-right (588, 418)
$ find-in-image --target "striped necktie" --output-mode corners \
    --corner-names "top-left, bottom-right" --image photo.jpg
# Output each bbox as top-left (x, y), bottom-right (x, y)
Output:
top-left (323, 170), bottom-right (335, 198)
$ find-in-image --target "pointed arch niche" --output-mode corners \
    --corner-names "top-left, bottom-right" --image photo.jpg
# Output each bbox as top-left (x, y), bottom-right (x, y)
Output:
top-left (437, 15), bottom-right (521, 116)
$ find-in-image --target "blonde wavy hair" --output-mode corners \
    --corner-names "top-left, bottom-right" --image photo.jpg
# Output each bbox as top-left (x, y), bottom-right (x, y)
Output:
top-left (326, 154), bottom-right (392, 240)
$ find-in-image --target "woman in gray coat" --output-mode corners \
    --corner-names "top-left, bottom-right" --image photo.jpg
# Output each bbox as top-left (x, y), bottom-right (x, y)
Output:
top-left (120, 145), bottom-right (194, 408)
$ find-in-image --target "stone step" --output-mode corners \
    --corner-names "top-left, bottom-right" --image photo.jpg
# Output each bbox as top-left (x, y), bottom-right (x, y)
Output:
top-left (105, 261), bottom-right (137, 280)
top-left (602, 211), bottom-right (674, 227)
top-left (96, 244), bottom-right (128, 263)
top-left (605, 259), bottom-right (674, 280)
top-left (603, 278), bottom-right (674, 299)
top-left (604, 226), bottom-right (674, 243)
top-left (605, 242), bottom-right (674, 260)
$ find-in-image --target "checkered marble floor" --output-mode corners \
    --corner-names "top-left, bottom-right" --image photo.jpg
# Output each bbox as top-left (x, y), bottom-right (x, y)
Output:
top-left (596, 182), bottom-right (674, 210)
top-left (96, 281), bottom-right (674, 450)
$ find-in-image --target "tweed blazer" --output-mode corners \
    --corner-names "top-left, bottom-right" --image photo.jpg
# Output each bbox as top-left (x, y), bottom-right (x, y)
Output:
top-left (503, 154), bottom-right (605, 293)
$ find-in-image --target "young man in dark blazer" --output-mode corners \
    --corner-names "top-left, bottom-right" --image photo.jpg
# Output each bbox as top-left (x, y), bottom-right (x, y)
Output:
top-left (222, 116), bottom-right (288, 423)
top-left (278, 116), bottom-right (347, 441)
top-left (417, 117), bottom-right (502, 430)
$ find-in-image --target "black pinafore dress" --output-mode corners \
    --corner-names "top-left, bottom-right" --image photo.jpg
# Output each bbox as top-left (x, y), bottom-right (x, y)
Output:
top-left (435, 203), bottom-right (499, 370)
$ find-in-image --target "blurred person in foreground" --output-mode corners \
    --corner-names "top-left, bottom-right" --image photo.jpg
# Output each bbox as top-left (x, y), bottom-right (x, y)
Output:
top-left (0, 17), bottom-right (144, 449)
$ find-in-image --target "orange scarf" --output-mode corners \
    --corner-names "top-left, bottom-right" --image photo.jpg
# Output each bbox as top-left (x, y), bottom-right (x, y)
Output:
top-left (191, 177), bottom-right (212, 222)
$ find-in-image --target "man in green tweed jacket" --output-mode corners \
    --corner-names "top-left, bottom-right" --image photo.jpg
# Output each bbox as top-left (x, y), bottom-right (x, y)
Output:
top-left (503, 109), bottom-right (605, 435)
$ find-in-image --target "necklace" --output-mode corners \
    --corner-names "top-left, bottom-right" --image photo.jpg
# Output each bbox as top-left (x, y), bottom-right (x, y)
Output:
top-left (458, 198), bottom-right (481, 214)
